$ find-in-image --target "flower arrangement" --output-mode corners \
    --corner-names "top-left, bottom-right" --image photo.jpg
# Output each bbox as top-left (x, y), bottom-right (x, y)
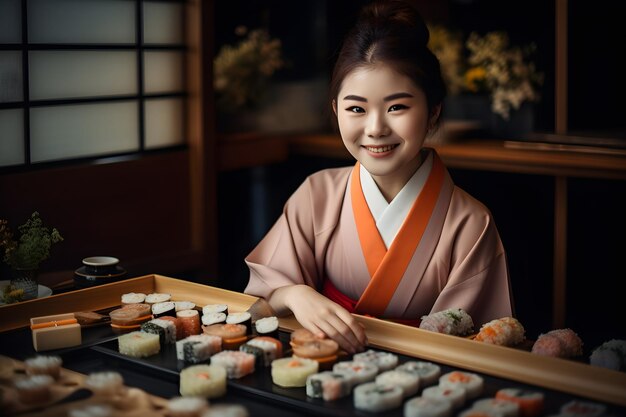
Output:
top-left (428, 25), bottom-right (543, 120)
top-left (214, 27), bottom-right (285, 114)
top-left (0, 212), bottom-right (63, 271)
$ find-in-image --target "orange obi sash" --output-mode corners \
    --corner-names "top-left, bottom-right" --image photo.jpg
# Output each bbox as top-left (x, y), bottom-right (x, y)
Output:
top-left (350, 152), bottom-right (446, 318)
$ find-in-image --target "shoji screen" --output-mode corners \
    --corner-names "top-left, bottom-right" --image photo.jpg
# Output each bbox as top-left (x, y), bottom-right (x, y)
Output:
top-left (0, 0), bottom-right (185, 168)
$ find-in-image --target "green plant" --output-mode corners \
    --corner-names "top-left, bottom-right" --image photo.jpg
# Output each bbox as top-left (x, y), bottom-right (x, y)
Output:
top-left (0, 212), bottom-right (63, 270)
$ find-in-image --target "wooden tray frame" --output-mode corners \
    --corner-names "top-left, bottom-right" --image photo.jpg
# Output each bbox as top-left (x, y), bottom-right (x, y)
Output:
top-left (1, 274), bottom-right (625, 407)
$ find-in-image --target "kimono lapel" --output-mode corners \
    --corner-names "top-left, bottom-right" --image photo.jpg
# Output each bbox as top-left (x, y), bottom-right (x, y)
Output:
top-left (352, 151), bottom-right (449, 317)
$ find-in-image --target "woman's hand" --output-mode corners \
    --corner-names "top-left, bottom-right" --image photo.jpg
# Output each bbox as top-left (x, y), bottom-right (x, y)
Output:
top-left (269, 285), bottom-right (367, 354)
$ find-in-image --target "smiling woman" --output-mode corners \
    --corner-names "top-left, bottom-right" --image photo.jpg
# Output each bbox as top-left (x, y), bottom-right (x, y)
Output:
top-left (243, 0), bottom-right (513, 355)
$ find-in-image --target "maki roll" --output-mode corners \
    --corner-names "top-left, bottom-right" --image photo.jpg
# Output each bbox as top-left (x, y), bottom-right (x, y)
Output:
top-left (419, 308), bottom-right (474, 336)
top-left (306, 371), bottom-right (354, 401)
top-left (404, 396), bottom-right (453, 417)
top-left (118, 331), bottom-right (160, 358)
top-left (24, 355), bottom-right (62, 379)
top-left (84, 371), bottom-right (124, 396)
top-left (353, 349), bottom-right (398, 372)
top-left (158, 316), bottom-right (183, 340)
top-left (589, 339), bottom-right (626, 371)
top-left (333, 360), bottom-right (378, 385)
top-left (439, 371), bottom-right (484, 399)
top-left (471, 398), bottom-right (521, 417)
top-left (141, 319), bottom-right (177, 344)
top-left (174, 301), bottom-right (196, 312)
top-left (254, 316), bottom-right (279, 339)
top-left (495, 388), bottom-right (544, 417)
top-left (152, 301), bottom-right (176, 318)
top-left (289, 330), bottom-right (339, 370)
top-left (177, 309), bottom-right (201, 338)
top-left (202, 304), bottom-right (228, 316)
top-left (202, 323), bottom-right (248, 350)
top-left (239, 343), bottom-right (266, 369)
top-left (395, 360), bottom-right (441, 386)
top-left (376, 369), bottom-right (419, 398)
top-left (166, 396), bottom-right (208, 417)
top-left (202, 312), bottom-right (227, 326)
top-left (475, 317), bottom-right (525, 347)
top-left (176, 334), bottom-right (222, 363)
top-left (179, 364), bottom-right (227, 398)
top-left (121, 292), bottom-right (146, 304)
top-left (422, 385), bottom-right (466, 409)
top-left (246, 336), bottom-right (283, 365)
top-left (271, 356), bottom-right (319, 387)
top-left (226, 312), bottom-right (252, 334)
top-left (353, 382), bottom-right (403, 413)
top-left (210, 350), bottom-right (256, 379)
top-left (145, 293), bottom-right (171, 304)
top-left (531, 328), bottom-right (583, 358)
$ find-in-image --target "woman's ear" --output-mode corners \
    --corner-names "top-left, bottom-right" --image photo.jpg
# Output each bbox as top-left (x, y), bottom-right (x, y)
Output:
top-left (332, 99), bottom-right (338, 117)
top-left (430, 104), bottom-right (442, 127)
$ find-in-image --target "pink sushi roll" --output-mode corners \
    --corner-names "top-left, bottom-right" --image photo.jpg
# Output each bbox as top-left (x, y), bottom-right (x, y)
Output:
top-left (210, 350), bottom-right (255, 379)
top-left (177, 309), bottom-right (201, 338)
top-left (532, 328), bottom-right (583, 358)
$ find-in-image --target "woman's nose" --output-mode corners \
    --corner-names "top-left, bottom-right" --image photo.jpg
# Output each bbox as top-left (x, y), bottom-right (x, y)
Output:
top-left (365, 112), bottom-right (390, 138)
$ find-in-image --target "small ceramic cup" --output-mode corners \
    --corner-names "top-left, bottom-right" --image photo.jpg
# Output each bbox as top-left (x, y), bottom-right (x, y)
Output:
top-left (74, 256), bottom-right (127, 289)
top-left (82, 256), bottom-right (120, 275)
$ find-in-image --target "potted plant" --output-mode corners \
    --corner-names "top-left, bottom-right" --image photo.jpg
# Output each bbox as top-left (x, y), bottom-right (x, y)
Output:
top-left (0, 212), bottom-right (63, 302)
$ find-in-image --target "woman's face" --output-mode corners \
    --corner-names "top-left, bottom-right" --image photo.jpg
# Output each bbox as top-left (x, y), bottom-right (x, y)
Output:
top-left (334, 64), bottom-right (436, 194)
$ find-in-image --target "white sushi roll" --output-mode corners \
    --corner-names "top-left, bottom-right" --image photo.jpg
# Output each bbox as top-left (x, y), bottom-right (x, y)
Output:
top-left (14, 374), bottom-right (54, 404)
top-left (353, 382), bottom-right (403, 413)
top-left (24, 355), bottom-right (62, 379)
top-left (422, 385), bottom-right (466, 409)
top-left (589, 339), bottom-right (626, 371)
top-left (376, 369), bottom-right (419, 398)
top-left (202, 304), bottom-right (228, 316)
top-left (471, 398), bottom-right (520, 417)
top-left (202, 312), bottom-right (227, 326)
top-left (179, 364), bottom-right (227, 398)
top-left (271, 356), bottom-right (319, 387)
top-left (419, 308), bottom-right (474, 336)
top-left (145, 293), bottom-right (171, 304)
top-left (84, 371), bottom-right (124, 396)
top-left (121, 292), bottom-right (146, 305)
top-left (210, 350), bottom-right (255, 379)
top-left (174, 301), bottom-right (196, 312)
top-left (254, 316), bottom-right (279, 337)
top-left (353, 349), bottom-right (398, 372)
top-left (226, 312), bottom-right (252, 334)
top-left (404, 396), bottom-right (453, 417)
top-left (118, 331), bottom-right (160, 358)
top-left (166, 396), bottom-right (208, 417)
top-left (395, 361), bottom-right (441, 386)
top-left (333, 360), bottom-right (378, 385)
top-left (439, 371), bottom-right (484, 399)
top-left (559, 400), bottom-right (607, 417)
top-left (176, 334), bottom-right (222, 363)
top-left (306, 371), bottom-right (353, 401)
top-left (152, 301), bottom-right (176, 318)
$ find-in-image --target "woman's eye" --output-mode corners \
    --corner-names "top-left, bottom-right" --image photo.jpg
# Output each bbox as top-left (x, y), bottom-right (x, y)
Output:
top-left (346, 106), bottom-right (365, 113)
top-left (388, 104), bottom-right (408, 112)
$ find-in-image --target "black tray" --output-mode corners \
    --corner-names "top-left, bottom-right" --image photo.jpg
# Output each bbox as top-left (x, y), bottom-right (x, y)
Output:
top-left (88, 331), bottom-right (621, 417)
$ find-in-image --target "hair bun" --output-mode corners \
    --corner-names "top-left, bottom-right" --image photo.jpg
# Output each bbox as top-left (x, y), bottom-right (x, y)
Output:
top-left (358, 0), bottom-right (430, 47)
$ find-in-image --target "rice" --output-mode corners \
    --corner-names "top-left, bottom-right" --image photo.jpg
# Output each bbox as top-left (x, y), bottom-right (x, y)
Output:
top-left (419, 308), bottom-right (474, 336)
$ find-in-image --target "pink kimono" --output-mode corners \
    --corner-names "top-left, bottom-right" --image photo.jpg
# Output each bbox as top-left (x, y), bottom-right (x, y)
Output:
top-left (244, 149), bottom-right (513, 327)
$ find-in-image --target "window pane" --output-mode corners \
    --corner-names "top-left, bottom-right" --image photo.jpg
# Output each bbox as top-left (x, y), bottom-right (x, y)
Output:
top-left (28, 0), bottom-right (135, 44)
top-left (0, 51), bottom-right (23, 103)
top-left (30, 101), bottom-right (139, 162)
top-left (0, 0), bottom-right (21, 43)
top-left (144, 1), bottom-right (183, 44)
top-left (144, 51), bottom-right (184, 93)
top-left (0, 109), bottom-right (24, 166)
top-left (29, 51), bottom-right (137, 100)
top-left (145, 98), bottom-right (184, 149)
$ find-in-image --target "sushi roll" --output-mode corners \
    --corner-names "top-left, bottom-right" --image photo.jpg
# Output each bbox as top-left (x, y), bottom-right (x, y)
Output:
top-left (254, 316), bottom-right (279, 338)
top-left (458, 410), bottom-right (503, 417)
top-left (395, 361), bottom-right (441, 386)
top-left (24, 355), bottom-right (62, 379)
top-left (202, 312), bottom-right (227, 326)
top-left (176, 334), bottom-right (222, 363)
top-left (290, 338), bottom-right (339, 370)
top-left (109, 303), bottom-right (152, 333)
top-left (141, 318), bottom-right (177, 344)
top-left (202, 304), bottom-right (228, 316)
top-left (179, 364), bottom-right (227, 398)
top-left (475, 317), bottom-right (525, 347)
top-left (471, 398), bottom-right (521, 417)
top-left (210, 350), bottom-right (256, 379)
top-left (290, 328), bottom-right (318, 344)
top-left (152, 301), bottom-right (176, 318)
top-left (174, 301), bottom-right (196, 312)
top-left (333, 360), bottom-right (378, 385)
top-left (202, 323), bottom-right (248, 350)
top-left (376, 369), bottom-right (419, 398)
top-left (589, 339), bottom-right (626, 371)
top-left (226, 312), bottom-right (252, 334)
top-left (353, 349), bottom-right (398, 372)
top-left (203, 404), bottom-right (249, 417)
top-left (121, 292), bottom-right (146, 305)
top-left (145, 293), bottom-right (171, 304)
top-left (239, 343), bottom-right (266, 369)
top-left (159, 316), bottom-right (183, 340)
top-left (118, 331), bottom-right (160, 358)
top-left (14, 374), bottom-right (54, 404)
top-left (177, 309), bottom-right (201, 338)
top-left (68, 404), bottom-right (114, 417)
top-left (439, 371), bottom-right (484, 399)
top-left (419, 308), bottom-right (474, 336)
top-left (559, 400), bottom-right (607, 417)
top-left (306, 371), bottom-right (354, 401)
top-left (353, 382), bottom-right (403, 413)
top-left (246, 336), bottom-right (283, 365)
top-left (495, 388), bottom-right (544, 417)
top-left (422, 385), bottom-right (466, 409)
top-left (271, 357), bottom-right (319, 387)
top-left (166, 396), bottom-right (208, 417)
top-left (532, 328), bottom-right (583, 358)
top-left (404, 396), bottom-right (453, 417)
top-left (84, 371), bottom-right (124, 396)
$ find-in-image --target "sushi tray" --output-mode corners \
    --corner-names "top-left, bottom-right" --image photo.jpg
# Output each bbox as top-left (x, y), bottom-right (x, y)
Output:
top-left (87, 329), bottom-right (626, 417)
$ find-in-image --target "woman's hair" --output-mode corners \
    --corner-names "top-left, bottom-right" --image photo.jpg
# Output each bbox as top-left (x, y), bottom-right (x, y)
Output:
top-left (329, 0), bottom-right (446, 122)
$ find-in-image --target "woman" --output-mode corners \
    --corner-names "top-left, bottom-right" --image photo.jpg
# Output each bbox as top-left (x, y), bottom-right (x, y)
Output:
top-left (244, 0), bottom-right (513, 353)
